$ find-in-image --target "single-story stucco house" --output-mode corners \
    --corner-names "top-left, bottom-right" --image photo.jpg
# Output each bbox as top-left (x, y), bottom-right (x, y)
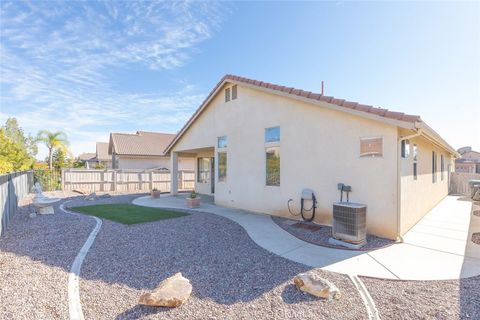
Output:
top-left (96, 142), bottom-right (112, 168)
top-left (108, 131), bottom-right (194, 171)
top-left (77, 152), bottom-right (97, 168)
top-left (455, 147), bottom-right (480, 174)
top-left (164, 75), bottom-right (459, 240)
top-left (78, 142), bottom-right (112, 168)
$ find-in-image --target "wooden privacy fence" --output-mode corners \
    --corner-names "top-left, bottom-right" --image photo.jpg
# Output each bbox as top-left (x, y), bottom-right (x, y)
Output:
top-left (0, 170), bottom-right (34, 236)
top-left (62, 169), bottom-right (195, 193)
top-left (449, 172), bottom-right (480, 195)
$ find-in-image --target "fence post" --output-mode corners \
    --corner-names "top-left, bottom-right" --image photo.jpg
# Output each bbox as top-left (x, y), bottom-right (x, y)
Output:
top-left (149, 171), bottom-right (153, 191)
top-left (61, 169), bottom-right (65, 191)
top-left (100, 170), bottom-right (105, 192)
top-left (113, 170), bottom-right (117, 192)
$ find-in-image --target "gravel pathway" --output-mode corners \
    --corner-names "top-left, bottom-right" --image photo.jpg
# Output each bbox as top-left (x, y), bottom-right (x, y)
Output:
top-left (0, 191), bottom-right (94, 320)
top-left (78, 208), bottom-right (368, 319)
top-left (361, 276), bottom-right (480, 320)
top-left (272, 216), bottom-right (394, 250)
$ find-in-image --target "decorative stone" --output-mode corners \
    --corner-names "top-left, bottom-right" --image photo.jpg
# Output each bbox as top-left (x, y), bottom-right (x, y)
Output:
top-left (85, 192), bottom-right (97, 201)
top-left (29, 212), bottom-right (37, 218)
top-left (472, 190), bottom-right (480, 201)
top-left (472, 232), bottom-right (480, 245)
top-left (38, 206), bottom-right (54, 215)
top-left (99, 193), bottom-right (111, 199)
top-left (294, 272), bottom-right (341, 300)
top-left (138, 272), bottom-right (192, 307)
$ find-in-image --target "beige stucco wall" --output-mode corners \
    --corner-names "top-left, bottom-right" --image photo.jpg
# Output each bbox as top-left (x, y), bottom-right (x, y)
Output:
top-left (117, 156), bottom-right (194, 171)
top-left (173, 84), bottom-right (400, 239)
top-left (399, 130), bottom-right (452, 235)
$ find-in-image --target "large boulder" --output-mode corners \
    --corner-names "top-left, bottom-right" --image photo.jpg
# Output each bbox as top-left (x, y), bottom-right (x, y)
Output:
top-left (472, 189), bottom-right (480, 201)
top-left (294, 272), bottom-right (340, 300)
top-left (139, 272), bottom-right (192, 307)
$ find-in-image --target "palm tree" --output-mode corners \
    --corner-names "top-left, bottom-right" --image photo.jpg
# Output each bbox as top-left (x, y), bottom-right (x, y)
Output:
top-left (36, 130), bottom-right (69, 169)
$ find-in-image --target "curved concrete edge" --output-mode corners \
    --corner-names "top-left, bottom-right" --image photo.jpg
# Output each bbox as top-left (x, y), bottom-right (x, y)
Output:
top-left (60, 201), bottom-right (102, 320)
top-left (132, 195), bottom-right (480, 281)
top-left (349, 274), bottom-right (380, 320)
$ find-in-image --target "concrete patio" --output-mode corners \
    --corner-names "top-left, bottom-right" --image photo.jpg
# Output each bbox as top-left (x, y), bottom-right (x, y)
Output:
top-left (133, 195), bottom-right (480, 281)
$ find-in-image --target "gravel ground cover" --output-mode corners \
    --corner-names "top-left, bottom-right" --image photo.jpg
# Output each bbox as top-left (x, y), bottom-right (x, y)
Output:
top-left (0, 191), bottom-right (94, 320)
top-left (78, 208), bottom-right (368, 319)
top-left (361, 276), bottom-right (480, 320)
top-left (272, 216), bottom-right (394, 250)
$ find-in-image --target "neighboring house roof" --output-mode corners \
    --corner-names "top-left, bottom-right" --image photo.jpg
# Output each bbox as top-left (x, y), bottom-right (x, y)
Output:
top-left (109, 131), bottom-right (176, 157)
top-left (78, 153), bottom-right (96, 161)
top-left (165, 74), bottom-right (458, 156)
top-left (456, 150), bottom-right (480, 163)
top-left (96, 142), bottom-right (110, 161)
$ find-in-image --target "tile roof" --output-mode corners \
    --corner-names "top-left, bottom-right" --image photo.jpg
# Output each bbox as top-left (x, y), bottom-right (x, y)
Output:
top-left (165, 74), bottom-right (423, 154)
top-left (110, 131), bottom-right (175, 156)
top-left (95, 142), bottom-right (110, 161)
top-left (78, 153), bottom-right (96, 161)
top-left (223, 75), bottom-right (422, 123)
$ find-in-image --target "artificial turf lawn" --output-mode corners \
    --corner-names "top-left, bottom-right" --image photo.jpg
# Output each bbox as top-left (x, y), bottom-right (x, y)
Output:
top-left (70, 204), bottom-right (188, 225)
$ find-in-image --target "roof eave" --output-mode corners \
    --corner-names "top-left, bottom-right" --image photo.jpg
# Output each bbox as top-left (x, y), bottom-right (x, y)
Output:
top-left (416, 122), bottom-right (460, 158)
top-left (164, 77), bottom-right (419, 154)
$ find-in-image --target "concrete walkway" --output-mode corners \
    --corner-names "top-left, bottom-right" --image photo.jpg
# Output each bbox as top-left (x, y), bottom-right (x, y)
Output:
top-left (133, 195), bottom-right (480, 280)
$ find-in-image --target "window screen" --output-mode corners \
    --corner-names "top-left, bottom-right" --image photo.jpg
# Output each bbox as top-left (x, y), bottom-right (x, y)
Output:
top-left (225, 88), bottom-right (231, 102)
top-left (265, 127), bottom-right (280, 143)
top-left (441, 154), bottom-right (444, 181)
top-left (266, 147), bottom-right (280, 186)
top-left (197, 158), bottom-right (210, 183)
top-left (360, 137), bottom-right (383, 157)
top-left (217, 136), bottom-right (227, 148)
top-left (232, 85), bottom-right (237, 100)
top-left (218, 152), bottom-right (227, 182)
top-left (401, 139), bottom-right (410, 158)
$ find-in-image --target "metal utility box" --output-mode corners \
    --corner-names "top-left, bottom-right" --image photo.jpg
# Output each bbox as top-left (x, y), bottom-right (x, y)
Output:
top-left (332, 202), bottom-right (367, 245)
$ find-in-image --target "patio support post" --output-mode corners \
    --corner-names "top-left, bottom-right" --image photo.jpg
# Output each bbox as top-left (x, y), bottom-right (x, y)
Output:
top-left (170, 151), bottom-right (179, 195)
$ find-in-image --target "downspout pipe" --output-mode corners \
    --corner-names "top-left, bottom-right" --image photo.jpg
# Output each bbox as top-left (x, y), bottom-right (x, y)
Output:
top-left (396, 128), bottom-right (423, 241)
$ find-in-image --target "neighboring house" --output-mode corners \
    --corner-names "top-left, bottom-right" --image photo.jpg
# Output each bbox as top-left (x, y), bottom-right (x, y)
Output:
top-left (95, 142), bottom-right (112, 168)
top-left (455, 147), bottom-right (480, 173)
top-left (78, 142), bottom-right (112, 169)
top-left (165, 74), bottom-right (458, 240)
top-left (108, 131), bottom-right (194, 170)
top-left (77, 153), bottom-right (97, 168)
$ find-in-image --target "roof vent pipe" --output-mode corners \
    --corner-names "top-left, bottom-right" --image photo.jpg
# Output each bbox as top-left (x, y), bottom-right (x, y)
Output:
top-left (321, 81), bottom-right (324, 96)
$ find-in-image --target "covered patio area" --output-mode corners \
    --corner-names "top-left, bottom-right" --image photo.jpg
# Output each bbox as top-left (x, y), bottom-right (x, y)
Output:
top-left (170, 147), bottom-right (215, 196)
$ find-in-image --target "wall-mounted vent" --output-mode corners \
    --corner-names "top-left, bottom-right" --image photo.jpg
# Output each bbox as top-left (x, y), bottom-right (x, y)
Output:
top-left (332, 202), bottom-right (367, 244)
top-left (360, 137), bottom-right (382, 157)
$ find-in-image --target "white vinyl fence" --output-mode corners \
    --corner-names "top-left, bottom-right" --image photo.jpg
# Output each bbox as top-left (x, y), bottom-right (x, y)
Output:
top-left (449, 172), bottom-right (480, 195)
top-left (0, 170), bottom-right (34, 236)
top-left (62, 169), bottom-right (195, 193)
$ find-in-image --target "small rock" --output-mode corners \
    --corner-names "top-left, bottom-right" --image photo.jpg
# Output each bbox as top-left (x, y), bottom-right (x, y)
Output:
top-left (294, 272), bottom-right (340, 300)
top-left (138, 272), bottom-right (192, 307)
top-left (473, 190), bottom-right (480, 201)
top-left (29, 212), bottom-right (37, 218)
top-left (99, 193), bottom-right (111, 198)
top-left (85, 192), bottom-right (97, 201)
